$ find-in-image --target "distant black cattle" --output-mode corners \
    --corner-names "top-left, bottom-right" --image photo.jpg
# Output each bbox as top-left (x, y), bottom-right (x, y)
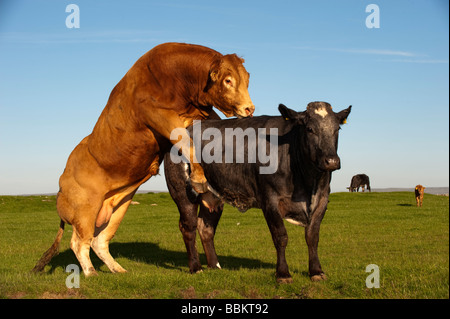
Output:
top-left (348, 174), bottom-right (371, 192)
top-left (164, 102), bottom-right (351, 283)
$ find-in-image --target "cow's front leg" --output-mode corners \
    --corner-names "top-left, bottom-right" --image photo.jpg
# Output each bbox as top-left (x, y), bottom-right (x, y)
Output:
top-left (305, 197), bottom-right (328, 281)
top-left (263, 208), bottom-right (292, 283)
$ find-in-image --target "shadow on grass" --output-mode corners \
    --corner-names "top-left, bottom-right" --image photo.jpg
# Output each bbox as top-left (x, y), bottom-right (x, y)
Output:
top-left (47, 241), bottom-right (274, 273)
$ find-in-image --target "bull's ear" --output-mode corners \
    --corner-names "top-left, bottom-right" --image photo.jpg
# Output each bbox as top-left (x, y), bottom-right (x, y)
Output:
top-left (210, 70), bottom-right (219, 82)
top-left (209, 57), bottom-right (223, 82)
top-left (204, 58), bottom-right (223, 92)
top-left (337, 105), bottom-right (352, 124)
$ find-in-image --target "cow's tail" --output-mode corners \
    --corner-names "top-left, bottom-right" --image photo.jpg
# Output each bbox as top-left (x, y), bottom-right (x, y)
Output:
top-left (31, 219), bottom-right (65, 273)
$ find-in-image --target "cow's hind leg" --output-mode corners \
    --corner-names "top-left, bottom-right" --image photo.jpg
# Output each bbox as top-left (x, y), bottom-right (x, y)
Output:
top-left (179, 203), bottom-right (203, 273)
top-left (263, 208), bottom-right (292, 283)
top-left (198, 203), bottom-right (223, 269)
top-left (164, 155), bottom-right (203, 273)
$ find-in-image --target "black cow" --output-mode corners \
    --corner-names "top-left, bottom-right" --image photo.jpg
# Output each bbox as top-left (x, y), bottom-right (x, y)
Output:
top-left (164, 102), bottom-right (351, 282)
top-left (348, 174), bottom-right (371, 192)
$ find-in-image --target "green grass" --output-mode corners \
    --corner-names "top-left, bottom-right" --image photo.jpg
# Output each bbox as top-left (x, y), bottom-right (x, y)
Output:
top-left (0, 191), bottom-right (448, 299)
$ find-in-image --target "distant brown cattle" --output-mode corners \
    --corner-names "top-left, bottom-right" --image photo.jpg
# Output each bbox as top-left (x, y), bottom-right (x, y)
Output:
top-left (33, 42), bottom-right (255, 276)
top-left (415, 185), bottom-right (425, 207)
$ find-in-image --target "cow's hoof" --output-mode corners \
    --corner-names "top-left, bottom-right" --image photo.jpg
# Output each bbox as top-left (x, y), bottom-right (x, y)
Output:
top-left (276, 277), bottom-right (293, 284)
top-left (310, 273), bottom-right (327, 282)
top-left (190, 264), bottom-right (203, 274)
top-left (207, 262), bottom-right (222, 270)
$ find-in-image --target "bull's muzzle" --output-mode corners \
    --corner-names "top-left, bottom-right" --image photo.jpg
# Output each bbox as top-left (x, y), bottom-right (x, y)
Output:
top-left (235, 104), bottom-right (255, 118)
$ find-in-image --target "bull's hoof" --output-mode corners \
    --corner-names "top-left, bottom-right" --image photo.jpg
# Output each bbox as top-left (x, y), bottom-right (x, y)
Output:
top-left (190, 180), bottom-right (209, 194)
top-left (84, 268), bottom-right (99, 277)
top-left (276, 277), bottom-right (293, 284)
top-left (111, 266), bottom-right (127, 274)
top-left (310, 273), bottom-right (327, 282)
top-left (201, 192), bottom-right (223, 213)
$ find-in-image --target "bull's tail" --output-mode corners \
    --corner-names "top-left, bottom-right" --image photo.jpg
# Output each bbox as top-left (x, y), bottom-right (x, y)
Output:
top-left (31, 219), bottom-right (65, 273)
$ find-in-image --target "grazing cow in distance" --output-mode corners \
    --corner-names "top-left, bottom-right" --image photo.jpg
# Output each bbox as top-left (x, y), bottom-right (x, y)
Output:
top-left (348, 174), bottom-right (371, 192)
top-left (164, 102), bottom-right (351, 282)
top-left (415, 185), bottom-right (425, 207)
top-left (33, 42), bottom-right (255, 276)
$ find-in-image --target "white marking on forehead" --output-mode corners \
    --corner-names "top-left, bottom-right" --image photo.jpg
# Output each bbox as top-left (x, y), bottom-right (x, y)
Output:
top-left (314, 107), bottom-right (328, 118)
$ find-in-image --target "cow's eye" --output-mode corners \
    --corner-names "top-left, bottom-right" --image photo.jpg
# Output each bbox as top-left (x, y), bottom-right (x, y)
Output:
top-left (306, 127), bottom-right (314, 134)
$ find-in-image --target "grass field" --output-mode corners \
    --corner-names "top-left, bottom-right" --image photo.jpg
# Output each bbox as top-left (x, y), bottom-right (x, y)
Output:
top-left (0, 191), bottom-right (448, 299)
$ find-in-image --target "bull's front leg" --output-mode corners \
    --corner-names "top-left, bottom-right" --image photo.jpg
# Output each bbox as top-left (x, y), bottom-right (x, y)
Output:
top-left (263, 208), bottom-right (292, 283)
top-left (305, 195), bottom-right (329, 281)
top-left (141, 107), bottom-right (208, 194)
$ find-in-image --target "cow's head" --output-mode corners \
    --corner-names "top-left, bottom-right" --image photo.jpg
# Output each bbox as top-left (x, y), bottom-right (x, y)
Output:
top-left (279, 102), bottom-right (351, 172)
top-left (205, 54), bottom-right (255, 118)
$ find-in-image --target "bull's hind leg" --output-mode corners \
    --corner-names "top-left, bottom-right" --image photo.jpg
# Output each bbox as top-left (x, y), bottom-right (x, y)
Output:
top-left (91, 191), bottom-right (137, 274)
top-left (68, 203), bottom-right (100, 276)
top-left (70, 228), bottom-right (97, 276)
top-left (197, 203), bottom-right (223, 269)
top-left (57, 190), bottom-right (101, 277)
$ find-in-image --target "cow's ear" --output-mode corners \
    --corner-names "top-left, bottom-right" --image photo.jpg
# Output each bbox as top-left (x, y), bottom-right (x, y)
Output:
top-left (279, 104), bottom-right (299, 121)
top-left (337, 105), bottom-right (352, 124)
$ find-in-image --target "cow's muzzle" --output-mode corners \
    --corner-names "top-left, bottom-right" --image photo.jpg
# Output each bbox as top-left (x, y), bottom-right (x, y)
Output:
top-left (322, 156), bottom-right (341, 171)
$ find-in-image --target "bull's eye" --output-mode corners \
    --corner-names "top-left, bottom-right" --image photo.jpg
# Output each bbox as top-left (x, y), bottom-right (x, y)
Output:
top-left (306, 127), bottom-right (314, 134)
top-left (224, 78), bottom-right (233, 87)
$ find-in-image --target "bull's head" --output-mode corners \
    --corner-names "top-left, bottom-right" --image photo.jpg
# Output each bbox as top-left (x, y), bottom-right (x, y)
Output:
top-left (279, 102), bottom-right (351, 172)
top-left (206, 54), bottom-right (255, 118)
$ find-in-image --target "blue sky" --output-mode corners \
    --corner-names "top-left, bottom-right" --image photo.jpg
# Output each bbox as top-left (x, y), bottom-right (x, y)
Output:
top-left (0, 0), bottom-right (448, 195)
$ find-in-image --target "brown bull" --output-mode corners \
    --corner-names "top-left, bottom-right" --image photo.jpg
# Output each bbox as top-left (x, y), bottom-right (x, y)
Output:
top-left (32, 42), bottom-right (254, 276)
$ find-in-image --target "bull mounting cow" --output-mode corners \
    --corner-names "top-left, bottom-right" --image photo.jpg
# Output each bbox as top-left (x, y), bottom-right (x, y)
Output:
top-left (32, 43), bottom-right (254, 276)
top-left (165, 102), bottom-right (351, 282)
